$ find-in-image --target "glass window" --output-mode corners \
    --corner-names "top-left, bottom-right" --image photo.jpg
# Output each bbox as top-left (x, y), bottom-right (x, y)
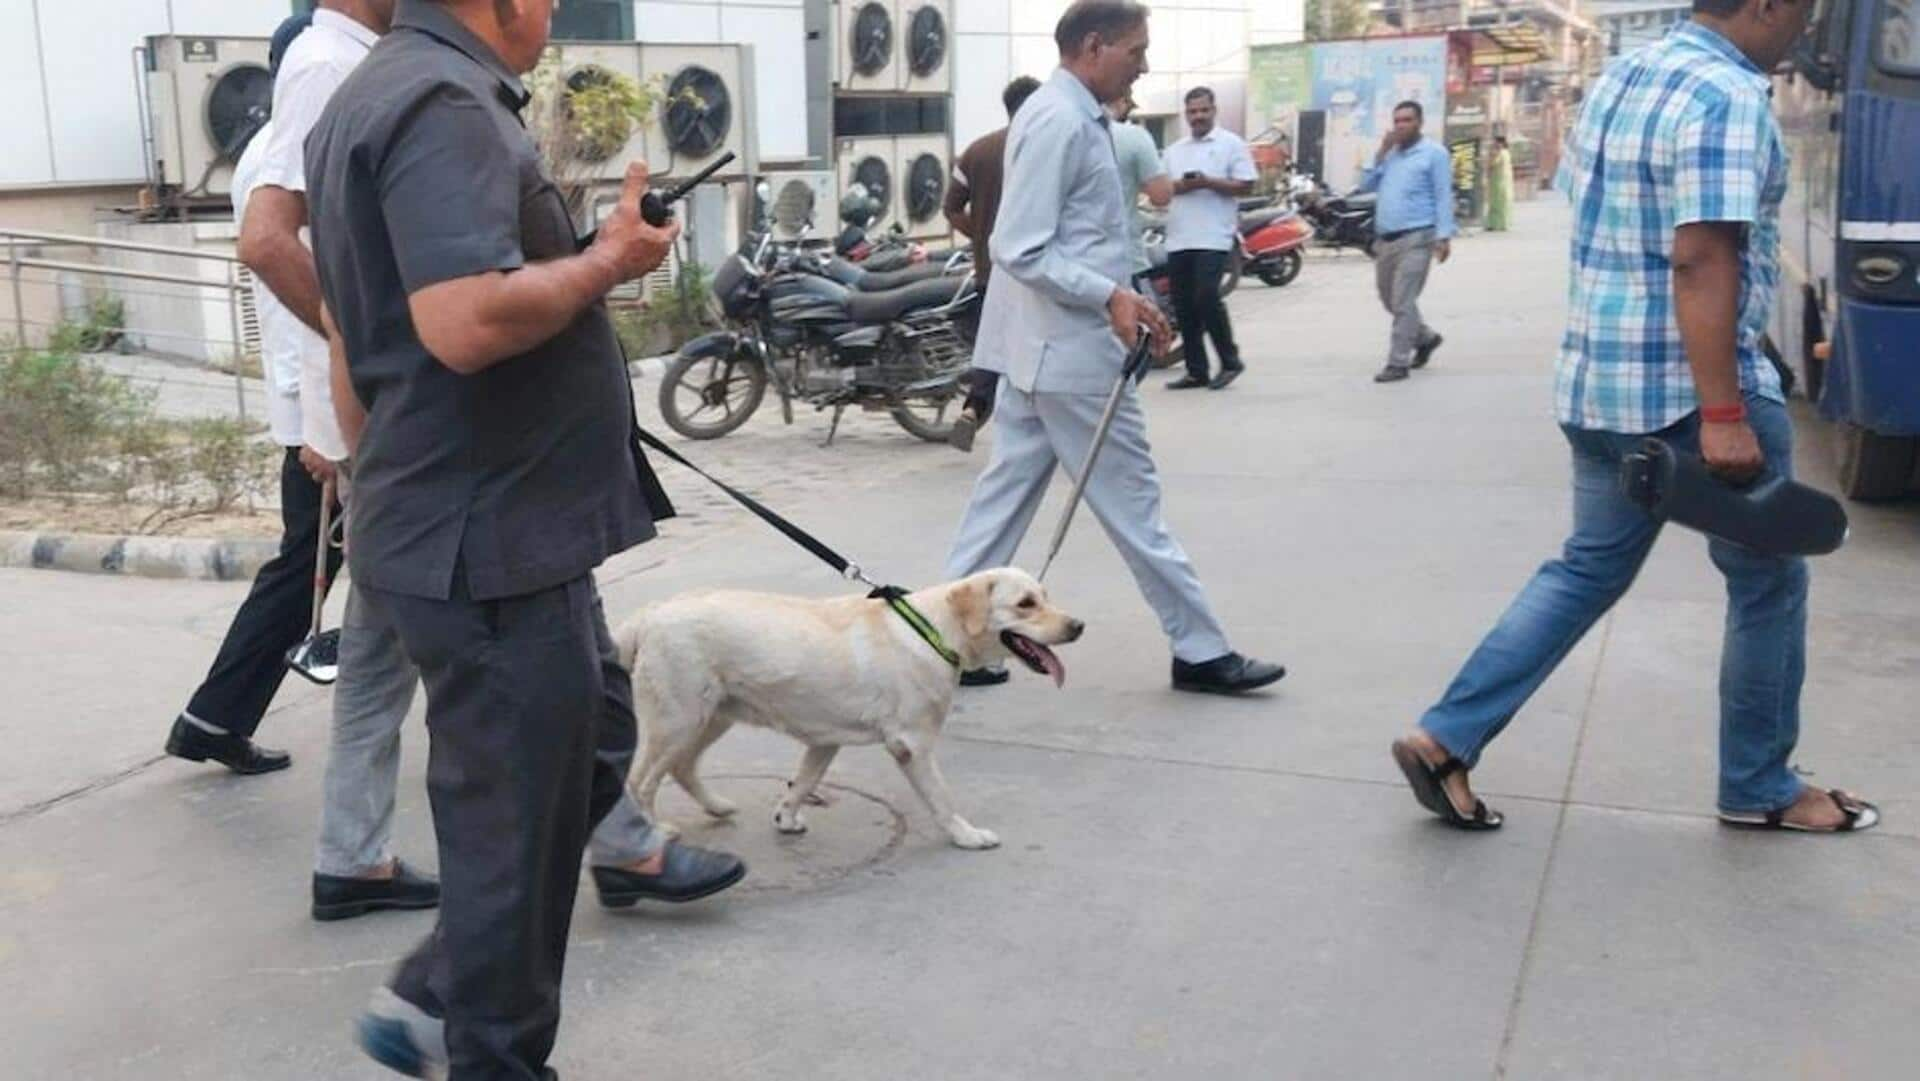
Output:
top-left (1883, 0), bottom-right (1920, 74)
top-left (552, 0), bottom-right (633, 42)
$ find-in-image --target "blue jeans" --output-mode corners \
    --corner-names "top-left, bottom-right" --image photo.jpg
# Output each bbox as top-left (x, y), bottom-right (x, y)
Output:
top-left (1419, 395), bottom-right (1808, 814)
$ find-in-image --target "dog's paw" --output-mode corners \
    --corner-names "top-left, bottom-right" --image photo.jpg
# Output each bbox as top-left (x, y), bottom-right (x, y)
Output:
top-left (773, 806), bottom-right (808, 835)
top-left (948, 824), bottom-right (1000, 850)
top-left (699, 796), bottom-right (740, 818)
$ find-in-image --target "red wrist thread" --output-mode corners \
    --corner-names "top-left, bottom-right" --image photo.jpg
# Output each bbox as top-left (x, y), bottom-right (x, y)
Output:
top-left (1700, 402), bottom-right (1747, 424)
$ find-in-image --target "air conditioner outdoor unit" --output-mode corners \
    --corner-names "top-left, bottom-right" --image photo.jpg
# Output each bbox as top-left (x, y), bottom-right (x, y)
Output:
top-left (899, 1), bottom-right (951, 95)
top-left (143, 35), bottom-right (273, 199)
top-left (893, 134), bottom-right (950, 240)
top-left (546, 41), bottom-right (648, 184)
top-left (837, 0), bottom-right (900, 92)
top-left (763, 170), bottom-right (838, 242)
top-left (837, 136), bottom-right (898, 230)
top-left (640, 43), bottom-right (757, 181)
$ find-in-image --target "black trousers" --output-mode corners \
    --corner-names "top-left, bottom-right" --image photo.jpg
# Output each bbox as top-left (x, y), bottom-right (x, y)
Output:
top-left (1168, 248), bottom-right (1241, 380)
top-left (370, 572), bottom-right (638, 1081)
top-left (182, 446), bottom-right (342, 737)
top-left (958, 281), bottom-right (998, 422)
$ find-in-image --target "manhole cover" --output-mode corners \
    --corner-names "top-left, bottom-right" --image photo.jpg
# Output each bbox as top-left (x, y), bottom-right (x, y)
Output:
top-left (647, 773), bottom-right (906, 895)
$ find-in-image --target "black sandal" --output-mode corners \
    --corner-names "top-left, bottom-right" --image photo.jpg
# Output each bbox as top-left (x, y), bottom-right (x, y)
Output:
top-left (1719, 788), bottom-right (1881, 833)
top-left (1391, 738), bottom-right (1504, 831)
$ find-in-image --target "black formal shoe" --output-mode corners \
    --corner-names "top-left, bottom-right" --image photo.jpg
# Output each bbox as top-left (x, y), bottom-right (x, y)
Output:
top-left (165, 716), bottom-right (291, 775)
top-left (1171, 652), bottom-right (1287, 695)
top-left (1373, 366), bottom-right (1410, 383)
top-left (1411, 333), bottom-right (1443, 369)
top-left (593, 841), bottom-right (746, 908)
top-left (960, 664), bottom-right (1011, 687)
top-left (312, 860), bottom-right (441, 922)
top-left (1165, 375), bottom-right (1209, 390)
top-left (1208, 364), bottom-right (1244, 390)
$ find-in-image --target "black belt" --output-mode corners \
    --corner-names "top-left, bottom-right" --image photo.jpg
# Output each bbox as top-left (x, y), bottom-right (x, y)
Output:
top-left (1377, 226), bottom-right (1433, 243)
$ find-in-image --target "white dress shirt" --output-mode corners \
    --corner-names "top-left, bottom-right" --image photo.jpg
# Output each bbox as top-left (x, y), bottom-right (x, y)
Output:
top-left (252, 8), bottom-right (377, 461)
top-left (1160, 127), bottom-right (1257, 253)
top-left (231, 125), bottom-right (303, 448)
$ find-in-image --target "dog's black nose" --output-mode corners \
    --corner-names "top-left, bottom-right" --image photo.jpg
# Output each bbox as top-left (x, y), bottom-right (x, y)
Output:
top-left (1066, 618), bottom-right (1086, 641)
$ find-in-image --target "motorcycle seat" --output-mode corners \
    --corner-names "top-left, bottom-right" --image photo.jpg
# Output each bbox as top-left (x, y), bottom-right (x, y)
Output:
top-left (826, 258), bottom-right (955, 292)
top-left (1238, 206), bottom-right (1296, 232)
top-left (847, 276), bottom-right (966, 323)
top-left (1339, 192), bottom-right (1378, 210)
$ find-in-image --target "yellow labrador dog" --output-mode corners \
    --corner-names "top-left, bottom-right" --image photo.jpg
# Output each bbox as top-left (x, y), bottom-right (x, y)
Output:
top-left (614, 568), bottom-right (1082, 850)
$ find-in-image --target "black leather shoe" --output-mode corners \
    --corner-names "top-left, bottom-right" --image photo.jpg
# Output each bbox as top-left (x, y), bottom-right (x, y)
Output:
top-left (1165, 375), bottom-right (1209, 390)
top-left (1208, 365), bottom-right (1244, 390)
top-left (593, 841), bottom-right (746, 908)
top-left (1171, 652), bottom-right (1287, 695)
top-left (1411, 333), bottom-right (1443, 369)
top-left (1373, 366), bottom-right (1410, 383)
top-left (960, 665), bottom-right (1011, 687)
top-left (165, 716), bottom-right (291, 774)
top-left (313, 860), bottom-right (441, 922)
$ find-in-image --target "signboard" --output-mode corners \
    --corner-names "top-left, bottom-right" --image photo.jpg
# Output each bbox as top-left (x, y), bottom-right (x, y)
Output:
top-left (1247, 43), bottom-right (1311, 136)
top-left (1309, 36), bottom-right (1448, 192)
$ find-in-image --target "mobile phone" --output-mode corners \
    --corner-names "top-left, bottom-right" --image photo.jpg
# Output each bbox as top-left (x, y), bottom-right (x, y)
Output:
top-left (1182, 171), bottom-right (1202, 180)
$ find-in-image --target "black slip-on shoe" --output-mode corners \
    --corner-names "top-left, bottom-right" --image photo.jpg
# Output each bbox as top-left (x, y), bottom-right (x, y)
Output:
top-left (1165, 375), bottom-right (1210, 390)
top-left (165, 716), bottom-right (291, 774)
top-left (313, 860), bottom-right (441, 922)
top-left (1373, 366), bottom-right (1410, 384)
top-left (1171, 652), bottom-right (1287, 695)
top-left (1208, 365), bottom-right (1244, 390)
top-left (592, 842), bottom-right (746, 908)
top-left (959, 665), bottom-right (1011, 687)
top-left (1411, 334), bottom-right (1443, 369)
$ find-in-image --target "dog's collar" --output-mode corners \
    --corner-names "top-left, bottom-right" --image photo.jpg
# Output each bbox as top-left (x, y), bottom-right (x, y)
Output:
top-left (870, 587), bottom-right (962, 670)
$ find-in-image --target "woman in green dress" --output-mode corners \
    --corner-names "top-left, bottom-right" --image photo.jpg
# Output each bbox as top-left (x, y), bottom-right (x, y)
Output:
top-left (1484, 136), bottom-right (1514, 232)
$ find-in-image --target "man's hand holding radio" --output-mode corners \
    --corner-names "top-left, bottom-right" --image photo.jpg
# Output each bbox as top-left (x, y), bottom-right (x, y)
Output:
top-left (591, 162), bottom-right (681, 287)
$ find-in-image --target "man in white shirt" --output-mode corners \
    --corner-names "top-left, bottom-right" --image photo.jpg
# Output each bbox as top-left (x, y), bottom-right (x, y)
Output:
top-left (1159, 86), bottom-right (1256, 390)
top-left (163, 13), bottom-right (351, 779)
top-left (170, 1), bottom-right (444, 923)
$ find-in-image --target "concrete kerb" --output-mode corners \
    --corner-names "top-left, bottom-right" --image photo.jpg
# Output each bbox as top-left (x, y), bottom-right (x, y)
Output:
top-left (0, 529), bottom-right (277, 581)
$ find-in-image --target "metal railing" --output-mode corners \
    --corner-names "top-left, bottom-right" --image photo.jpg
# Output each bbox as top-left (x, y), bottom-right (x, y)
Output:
top-left (2, 227), bottom-right (255, 422)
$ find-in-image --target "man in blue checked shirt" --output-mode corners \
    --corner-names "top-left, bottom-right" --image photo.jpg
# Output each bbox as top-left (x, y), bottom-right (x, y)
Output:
top-left (1355, 99), bottom-right (1454, 384)
top-left (1390, 0), bottom-right (1881, 835)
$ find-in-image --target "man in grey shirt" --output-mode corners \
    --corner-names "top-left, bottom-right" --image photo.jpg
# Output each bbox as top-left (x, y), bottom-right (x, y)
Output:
top-left (945, 0), bottom-right (1284, 696)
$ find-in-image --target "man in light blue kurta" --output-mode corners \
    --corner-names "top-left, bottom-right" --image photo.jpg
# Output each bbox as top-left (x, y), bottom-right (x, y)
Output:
top-left (944, 1), bottom-right (1284, 696)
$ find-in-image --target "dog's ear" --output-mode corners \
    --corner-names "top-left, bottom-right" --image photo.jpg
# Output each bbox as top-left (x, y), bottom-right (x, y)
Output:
top-left (949, 577), bottom-right (992, 641)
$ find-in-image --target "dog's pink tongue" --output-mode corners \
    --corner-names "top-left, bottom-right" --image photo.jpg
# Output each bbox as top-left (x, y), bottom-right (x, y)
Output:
top-left (1035, 644), bottom-right (1066, 688)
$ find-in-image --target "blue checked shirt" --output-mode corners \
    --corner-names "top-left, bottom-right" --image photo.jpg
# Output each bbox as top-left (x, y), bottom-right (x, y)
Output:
top-left (1554, 22), bottom-right (1789, 434)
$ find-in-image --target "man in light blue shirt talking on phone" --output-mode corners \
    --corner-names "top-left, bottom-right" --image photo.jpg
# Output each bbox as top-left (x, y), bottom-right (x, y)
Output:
top-left (1355, 99), bottom-right (1455, 384)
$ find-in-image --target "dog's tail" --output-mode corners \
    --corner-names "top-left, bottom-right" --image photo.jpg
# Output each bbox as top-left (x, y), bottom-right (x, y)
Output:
top-left (612, 614), bottom-right (646, 672)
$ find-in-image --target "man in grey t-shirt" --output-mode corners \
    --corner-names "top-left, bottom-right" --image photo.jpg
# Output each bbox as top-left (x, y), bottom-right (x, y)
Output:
top-left (1108, 94), bottom-right (1170, 274)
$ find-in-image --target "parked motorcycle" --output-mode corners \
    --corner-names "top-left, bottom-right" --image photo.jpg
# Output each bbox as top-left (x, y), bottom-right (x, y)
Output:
top-left (658, 232), bottom-right (979, 444)
top-left (1296, 183), bottom-right (1378, 257)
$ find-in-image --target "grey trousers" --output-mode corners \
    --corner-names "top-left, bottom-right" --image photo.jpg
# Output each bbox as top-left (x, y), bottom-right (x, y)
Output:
top-left (315, 582), bottom-right (663, 877)
top-left (1375, 227), bottom-right (1439, 369)
top-left (944, 380), bottom-right (1231, 663)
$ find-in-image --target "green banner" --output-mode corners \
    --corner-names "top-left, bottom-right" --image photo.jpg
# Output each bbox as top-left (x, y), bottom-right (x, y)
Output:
top-left (1247, 43), bottom-right (1312, 135)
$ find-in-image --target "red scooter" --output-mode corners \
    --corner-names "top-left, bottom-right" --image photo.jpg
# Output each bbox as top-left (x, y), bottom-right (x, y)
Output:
top-left (1238, 204), bottom-right (1312, 287)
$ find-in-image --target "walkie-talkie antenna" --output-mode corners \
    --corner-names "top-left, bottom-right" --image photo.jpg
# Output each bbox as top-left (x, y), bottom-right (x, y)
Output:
top-left (641, 151), bottom-right (738, 225)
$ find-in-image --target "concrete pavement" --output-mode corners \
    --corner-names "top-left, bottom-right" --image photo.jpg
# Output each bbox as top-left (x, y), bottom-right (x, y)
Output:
top-left (4, 200), bottom-right (1917, 1080)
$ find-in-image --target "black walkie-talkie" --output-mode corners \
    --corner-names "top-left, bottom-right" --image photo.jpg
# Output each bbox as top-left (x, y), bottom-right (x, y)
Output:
top-left (639, 151), bottom-right (738, 226)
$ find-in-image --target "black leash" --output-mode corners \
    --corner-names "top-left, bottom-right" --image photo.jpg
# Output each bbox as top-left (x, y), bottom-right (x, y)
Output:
top-left (631, 427), bottom-right (962, 668)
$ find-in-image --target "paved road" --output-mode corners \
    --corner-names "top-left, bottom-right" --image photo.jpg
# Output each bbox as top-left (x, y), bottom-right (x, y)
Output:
top-left (4, 200), bottom-right (1917, 1080)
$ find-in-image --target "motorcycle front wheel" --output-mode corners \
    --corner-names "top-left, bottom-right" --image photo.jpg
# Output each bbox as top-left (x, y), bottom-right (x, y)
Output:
top-left (658, 351), bottom-right (768, 440)
top-left (1257, 249), bottom-right (1303, 287)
